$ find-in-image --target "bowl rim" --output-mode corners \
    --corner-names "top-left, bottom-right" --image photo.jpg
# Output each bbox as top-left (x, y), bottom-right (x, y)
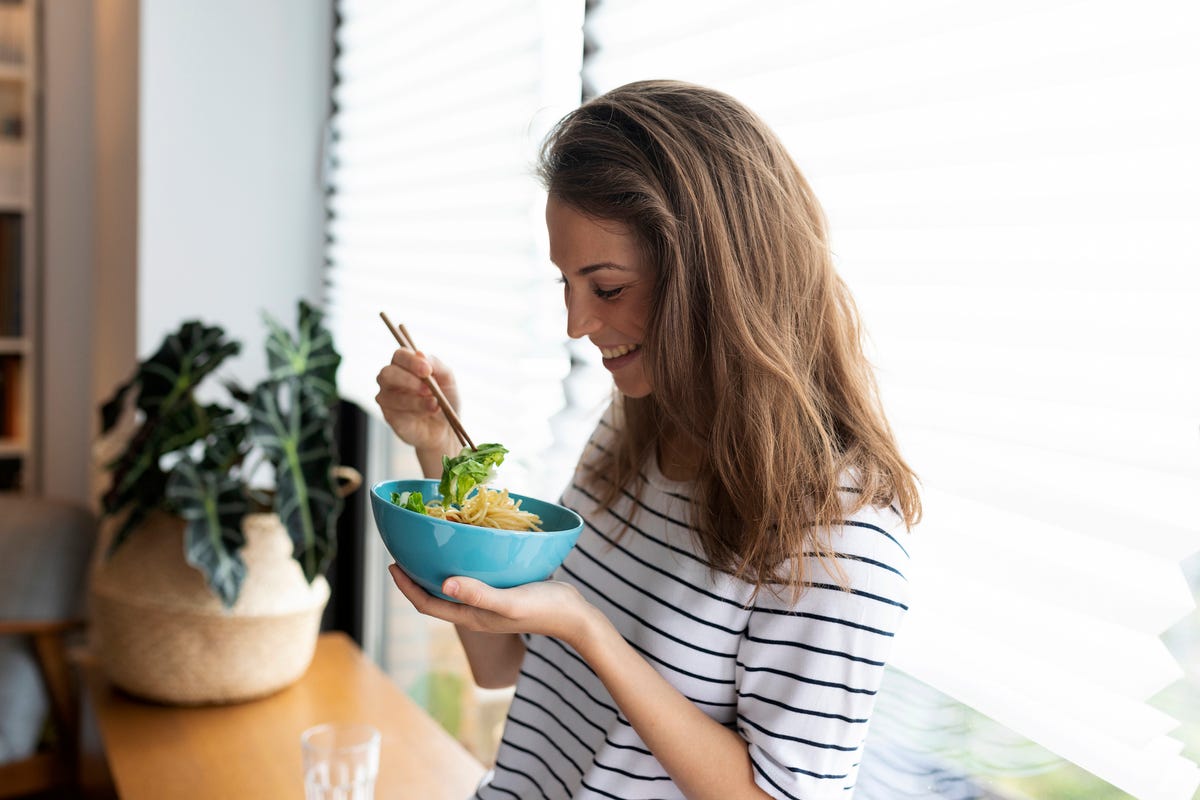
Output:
top-left (370, 478), bottom-right (583, 537)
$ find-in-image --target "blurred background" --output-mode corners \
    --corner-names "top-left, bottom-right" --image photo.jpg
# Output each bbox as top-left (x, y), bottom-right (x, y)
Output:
top-left (3, 1), bottom-right (1197, 798)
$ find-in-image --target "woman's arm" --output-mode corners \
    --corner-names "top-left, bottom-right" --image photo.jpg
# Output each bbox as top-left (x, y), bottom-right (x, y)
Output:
top-left (575, 602), bottom-right (772, 800)
top-left (410, 437), bottom-right (530, 687)
top-left (377, 349), bottom-right (528, 688)
top-left (388, 569), bottom-right (772, 800)
top-left (389, 567), bottom-right (526, 689)
top-left (452, 625), bottom-right (526, 689)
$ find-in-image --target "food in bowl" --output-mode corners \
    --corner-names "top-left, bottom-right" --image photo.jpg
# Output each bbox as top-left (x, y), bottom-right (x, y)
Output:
top-left (389, 443), bottom-right (541, 531)
top-left (371, 443), bottom-right (583, 599)
top-left (370, 478), bottom-right (584, 600)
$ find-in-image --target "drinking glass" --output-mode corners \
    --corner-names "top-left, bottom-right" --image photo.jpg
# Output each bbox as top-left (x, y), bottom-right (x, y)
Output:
top-left (301, 722), bottom-right (381, 800)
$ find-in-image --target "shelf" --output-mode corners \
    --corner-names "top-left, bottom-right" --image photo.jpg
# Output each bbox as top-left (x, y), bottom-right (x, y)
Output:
top-left (0, 1), bottom-right (36, 493)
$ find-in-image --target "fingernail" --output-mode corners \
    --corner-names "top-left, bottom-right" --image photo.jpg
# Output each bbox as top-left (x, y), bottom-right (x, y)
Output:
top-left (443, 579), bottom-right (459, 597)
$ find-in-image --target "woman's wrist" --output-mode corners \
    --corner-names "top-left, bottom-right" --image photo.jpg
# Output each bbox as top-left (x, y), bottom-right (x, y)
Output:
top-left (455, 625), bottom-right (525, 689)
top-left (415, 434), bottom-right (457, 479)
top-left (568, 601), bottom-right (619, 663)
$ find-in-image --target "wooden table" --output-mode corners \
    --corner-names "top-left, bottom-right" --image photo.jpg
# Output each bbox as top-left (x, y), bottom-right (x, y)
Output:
top-left (86, 631), bottom-right (485, 799)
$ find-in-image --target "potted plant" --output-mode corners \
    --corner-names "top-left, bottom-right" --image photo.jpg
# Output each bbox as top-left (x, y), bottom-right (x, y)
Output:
top-left (89, 300), bottom-right (359, 705)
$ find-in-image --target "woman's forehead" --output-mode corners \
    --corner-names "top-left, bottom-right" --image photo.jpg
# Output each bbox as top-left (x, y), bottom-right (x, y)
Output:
top-left (546, 197), bottom-right (643, 270)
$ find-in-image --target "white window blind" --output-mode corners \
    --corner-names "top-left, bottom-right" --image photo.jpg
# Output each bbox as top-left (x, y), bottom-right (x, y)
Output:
top-left (325, 0), bottom-right (590, 499)
top-left (585, 2), bottom-right (1200, 799)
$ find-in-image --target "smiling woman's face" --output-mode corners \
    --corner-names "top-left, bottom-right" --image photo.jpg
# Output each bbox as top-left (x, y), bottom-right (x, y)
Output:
top-left (546, 196), bottom-right (655, 398)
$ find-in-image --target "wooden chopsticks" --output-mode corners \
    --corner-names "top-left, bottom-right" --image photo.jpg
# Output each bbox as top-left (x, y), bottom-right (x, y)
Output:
top-left (379, 312), bottom-right (476, 451)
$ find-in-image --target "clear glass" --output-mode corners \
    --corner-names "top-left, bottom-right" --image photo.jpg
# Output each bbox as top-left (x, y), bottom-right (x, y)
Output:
top-left (301, 723), bottom-right (381, 800)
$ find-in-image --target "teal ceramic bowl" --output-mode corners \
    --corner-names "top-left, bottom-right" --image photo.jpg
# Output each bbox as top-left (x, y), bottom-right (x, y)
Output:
top-left (370, 479), bottom-right (584, 601)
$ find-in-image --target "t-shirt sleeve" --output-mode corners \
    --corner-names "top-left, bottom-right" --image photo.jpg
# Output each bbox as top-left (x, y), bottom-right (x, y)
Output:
top-left (736, 509), bottom-right (911, 799)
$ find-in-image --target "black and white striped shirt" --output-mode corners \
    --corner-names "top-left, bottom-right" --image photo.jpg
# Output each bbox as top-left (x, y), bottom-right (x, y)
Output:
top-left (474, 414), bottom-right (911, 800)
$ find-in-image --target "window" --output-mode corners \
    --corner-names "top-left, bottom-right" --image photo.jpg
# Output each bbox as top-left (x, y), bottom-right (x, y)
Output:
top-left (324, 0), bottom-right (600, 763)
top-left (325, 2), bottom-right (1200, 794)
top-left (583, 1), bottom-right (1200, 797)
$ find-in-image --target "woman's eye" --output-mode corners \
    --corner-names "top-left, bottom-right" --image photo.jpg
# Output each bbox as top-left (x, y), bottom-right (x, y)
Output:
top-left (593, 286), bottom-right (624, 300)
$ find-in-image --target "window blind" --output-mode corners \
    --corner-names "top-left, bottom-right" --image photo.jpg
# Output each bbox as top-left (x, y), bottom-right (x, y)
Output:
top-left (584, 1), bottom-right (1200, 798)
top-left (325, 0), bottom-right (590, 500)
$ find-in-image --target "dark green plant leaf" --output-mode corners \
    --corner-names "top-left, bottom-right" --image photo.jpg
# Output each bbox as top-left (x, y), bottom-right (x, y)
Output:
top-left (155, 401), bottom-right (238, 458)
top-left (263, 301), bottom-right (341, 407)
top-left (102, 400), bottom-right (241, 554)
top-left (102, 425), bottom-right (166, 514)
top-left (99, 377), bottom-right (136, 434)
top-left (167, 459), bottom-right (250, 608)
top-left (224, 380), bottom-right (253, 406)
top-left (100, 400), bottom-right (201, 510)
top-left (100, 321), bottom-right (242, 540)
top-left (105, 500), bottom-right (159, 557)
top-left (249, 377), bottom-right (341, 583)
top-left (198, 405), bottom-right (248, 473)
top-left (97, 303), bottom-right (343, 607)
top-left (134, 321), bottom-right (240, 417)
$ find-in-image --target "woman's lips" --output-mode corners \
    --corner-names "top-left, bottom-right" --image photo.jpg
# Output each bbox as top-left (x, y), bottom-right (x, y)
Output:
top-left (600, 343), bottom-right (641, 370)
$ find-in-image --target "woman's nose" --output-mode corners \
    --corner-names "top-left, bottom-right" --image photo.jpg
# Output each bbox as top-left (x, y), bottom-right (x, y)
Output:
top-left (565, 294), bottom-right (601, 339)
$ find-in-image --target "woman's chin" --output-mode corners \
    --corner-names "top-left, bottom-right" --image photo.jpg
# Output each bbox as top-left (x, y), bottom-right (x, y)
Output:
top-left (614, 378), bottom-right (652, 398)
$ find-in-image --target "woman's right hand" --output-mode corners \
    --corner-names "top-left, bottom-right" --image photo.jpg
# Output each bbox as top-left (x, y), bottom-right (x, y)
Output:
top-left (375, 348), bottom-right (461, 457)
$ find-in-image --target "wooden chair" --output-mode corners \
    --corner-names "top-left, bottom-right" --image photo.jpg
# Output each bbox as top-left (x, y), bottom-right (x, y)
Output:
top-left (0, 619), bottom-right (85, 798)
top-left (0, 497), bottom-right (95, 799)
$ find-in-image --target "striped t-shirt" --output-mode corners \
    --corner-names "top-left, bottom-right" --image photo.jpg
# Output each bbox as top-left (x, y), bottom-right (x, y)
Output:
top-left (474, 414), bottom-right (911, 800)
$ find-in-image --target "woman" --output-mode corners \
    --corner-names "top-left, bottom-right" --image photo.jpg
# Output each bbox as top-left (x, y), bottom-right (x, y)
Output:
top-left (376, 80), bottom-right (920, 800)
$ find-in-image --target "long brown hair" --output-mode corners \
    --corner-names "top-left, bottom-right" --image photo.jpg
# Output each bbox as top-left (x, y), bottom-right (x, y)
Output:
top-left (537, 80), bottom-right (920, 598)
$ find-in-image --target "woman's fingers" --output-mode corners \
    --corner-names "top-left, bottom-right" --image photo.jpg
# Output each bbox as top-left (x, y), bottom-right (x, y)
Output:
top-left (378, 351), bottom-right (457, 407)
top-left (376, 361), bottom-right (439, 416)
top-left (389, 566), bottom-right (510, 634)
top-left (375, 385), bottom-right (438, 415)
top-left (388, 563), bottom-right (419, 595)
top-left (388, 346), bottom-right (429, 373)
top-left (426, 354), bottom-right (458, 396)
top-left (377, 361), bottom-right (431, 395)
top-left (389, 565), bottom-right (460, 617)
top-left (389, 566), bottom-right (590, 645)
top-left (374, 349), bottom-right (460, 451)
top-left (444, 576), bottom-right (511, 616)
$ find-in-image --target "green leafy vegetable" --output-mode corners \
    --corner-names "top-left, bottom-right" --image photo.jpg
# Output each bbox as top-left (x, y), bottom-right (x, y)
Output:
top-left (439, 443), bottom-right (508, 506)
top-left (390, 490), bottom-right (427, 514)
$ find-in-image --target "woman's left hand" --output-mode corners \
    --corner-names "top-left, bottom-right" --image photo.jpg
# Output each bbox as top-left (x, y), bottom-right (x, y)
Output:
top-left (388, 564), bottom-right (600, 648)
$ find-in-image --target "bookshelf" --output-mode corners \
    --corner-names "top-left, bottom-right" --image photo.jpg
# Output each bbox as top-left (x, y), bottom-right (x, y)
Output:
top-left (0, 0), bottom-right (36, 492)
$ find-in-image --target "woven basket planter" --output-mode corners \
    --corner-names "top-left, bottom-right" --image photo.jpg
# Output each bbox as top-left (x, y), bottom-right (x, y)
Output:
top-left (90, 511), bottom-right (330, 705)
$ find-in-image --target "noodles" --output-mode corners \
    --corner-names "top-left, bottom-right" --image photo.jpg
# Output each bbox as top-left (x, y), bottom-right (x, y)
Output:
top-left (423, 487), bottom-right (542, 532)
top-left (389, 442), bottom-right (543, 531)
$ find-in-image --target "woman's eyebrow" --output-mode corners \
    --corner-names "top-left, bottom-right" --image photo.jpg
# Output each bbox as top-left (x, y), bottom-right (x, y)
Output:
top-left (576, 262), bottom-right (629, 276)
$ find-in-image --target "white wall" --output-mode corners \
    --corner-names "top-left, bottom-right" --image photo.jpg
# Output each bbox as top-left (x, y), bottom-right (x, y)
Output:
top-left (138, 0), bottom-right (331, 389)
top-left (38, 0), bottom-right (332, 508)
